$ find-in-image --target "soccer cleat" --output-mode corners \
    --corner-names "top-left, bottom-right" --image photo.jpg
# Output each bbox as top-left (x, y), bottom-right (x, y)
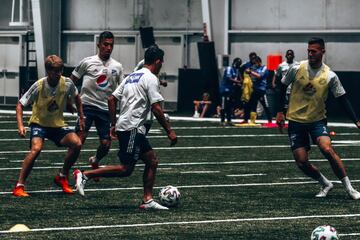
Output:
top-left (89, 156), bottom-right (100, 182)
top-left (54, 175), bottom-right (74, 194)
top-left (12, 185), bottom-right (30, 197)
top-left (193, 112), bottom-right (200, 118)
top-left (139, 199), bottom-right (169, 210)
top-left (347, 189), bottom-right (360, 200)
top-left (315, 183), bottom-right (334, 198)
top-left (73, 169), bottom-right (86, 196)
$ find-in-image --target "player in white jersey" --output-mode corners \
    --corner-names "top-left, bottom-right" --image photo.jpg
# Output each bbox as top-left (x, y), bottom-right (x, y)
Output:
top-left (133, 48), bottom-right (168, 134)
top-left (71, 31), bottom-right (123, 175)
top-left (272, 49), bottom-right (298, 114)
top-left (73, 45), bottom-right (177, 210)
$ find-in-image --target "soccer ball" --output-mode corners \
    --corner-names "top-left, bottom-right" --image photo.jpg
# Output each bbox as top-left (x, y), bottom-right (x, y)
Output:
top-left (159, 185), bottom-right (180, 207)
top-left (311, 225), bottom-right (339, 240)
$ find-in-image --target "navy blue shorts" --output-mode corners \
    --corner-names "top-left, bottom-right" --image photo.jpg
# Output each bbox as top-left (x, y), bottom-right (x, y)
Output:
top-left (116, 128), bottom-right (152, 166)
top-left (30, 124), bottom-right (74, 147)
top-left (287, 119), bottom-right (329, 151)
top-left (76, 105), bottom-right (111, 140)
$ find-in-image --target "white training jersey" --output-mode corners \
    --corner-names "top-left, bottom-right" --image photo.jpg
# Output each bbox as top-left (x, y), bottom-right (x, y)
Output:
top-left (112, 67), bottom-right (164, 134)
top-left (19, 77), bottom-right (78, 107)
top-left (134, 59), bottom-right (145, 72)
top-left (72, 55), bottom-right (123, 111)
top-left (282, 60), bottom-right (345, 98)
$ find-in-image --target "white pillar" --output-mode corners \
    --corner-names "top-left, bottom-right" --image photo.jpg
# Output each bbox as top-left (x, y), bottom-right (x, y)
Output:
top-left (201, 0), bottom-right (212, 41)
top-left (31, 0), bottom-right (45, 78)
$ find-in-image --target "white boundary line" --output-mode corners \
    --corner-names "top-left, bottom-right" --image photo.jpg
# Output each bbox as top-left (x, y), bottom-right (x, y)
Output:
top-left (180, 170), bottom-right (220, 174)
top-left (0, 143), bottom-right (359, 154)
top-left (0, 133), bottom-right (359, 141)
top-left (3, 180), bottom-right (360, 195)
top-left (0, 109), bottom-right (359, 127)
top-left (3, 158), bottom-right (360, 170)
top-left (1, 213), bottom-right (360, 234)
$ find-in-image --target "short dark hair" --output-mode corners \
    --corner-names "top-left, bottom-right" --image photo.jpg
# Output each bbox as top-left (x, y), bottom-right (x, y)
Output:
top-left (308, 37), bottom-right (325, 48)
top-left (249, 52), bottom-right (257, 59)
top-left (144, 45), bottom-right (164, 65)
top-left (254, 56), bottom-right (262, 63)
top-left (98, 31), bottom-right (114, 44)
top-left (45, 55), bottom-right (63, 71)
top-left (232, 57), bottom-right (242, 68)
top-left (286, 49), bottom-right (294, 55)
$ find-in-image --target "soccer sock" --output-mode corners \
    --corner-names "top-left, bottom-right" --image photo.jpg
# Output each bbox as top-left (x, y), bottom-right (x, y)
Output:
top-left (59, 172), bottom-right (66, 178)
top-left (90, 156), bottom-right (99, 164)
top-left (144, 199), bottom-right (153, 204)
top-left (83, 172), bottom-right (89, 181)
top-left (341, 176), bottom-right (354, 192)
top-left (317, 173), bottom-right (332, 187)
top-left (16, 182), bottom-right (25, 187)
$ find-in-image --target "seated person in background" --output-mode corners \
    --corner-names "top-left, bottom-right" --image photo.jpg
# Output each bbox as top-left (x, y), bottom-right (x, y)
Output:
top-left (193, 92), bottom-right (212, 118)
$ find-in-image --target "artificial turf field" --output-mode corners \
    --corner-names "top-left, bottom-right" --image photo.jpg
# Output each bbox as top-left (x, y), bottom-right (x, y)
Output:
top-left (1, 113), bottom-right (360, 239)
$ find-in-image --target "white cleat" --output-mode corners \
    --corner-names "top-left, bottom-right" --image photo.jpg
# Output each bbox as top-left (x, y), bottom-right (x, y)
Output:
top-left (193, 112), bottom-right (200, 118)
top-left (315, 183), bottom-right (334, 198)
top-left (139, 199), bottom-right (169, 210)
top-left (73, 169), bottom-right (86, 197)
top-left (347, 189), bottom-right (360, 200)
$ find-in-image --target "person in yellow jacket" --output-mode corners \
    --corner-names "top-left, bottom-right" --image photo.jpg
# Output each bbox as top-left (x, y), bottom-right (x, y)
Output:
top-left (12, 55), bottom-right (85, 197)
top-left (276, 38), bottom-right (360, 200)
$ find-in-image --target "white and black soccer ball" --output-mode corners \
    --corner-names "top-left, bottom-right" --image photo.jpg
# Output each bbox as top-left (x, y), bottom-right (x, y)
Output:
top-left (311, 225), bottom-right (339, 240)
top-left (158, 185), bottom-right (180, 207)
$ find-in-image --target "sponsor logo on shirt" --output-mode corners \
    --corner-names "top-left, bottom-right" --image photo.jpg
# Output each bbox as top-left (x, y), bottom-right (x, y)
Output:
top-left (96, 75), bottom-right (110, 89)
top-left (125, 73), bottom-right (144, 84)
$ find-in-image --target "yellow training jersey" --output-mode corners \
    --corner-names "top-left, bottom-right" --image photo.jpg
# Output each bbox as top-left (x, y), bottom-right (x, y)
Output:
top-left (241, 73), bottom-right (253, 103)
top-left (285, 61), bottom-right (344, 123)
top-left (29, 77), bottom-right (66, 127)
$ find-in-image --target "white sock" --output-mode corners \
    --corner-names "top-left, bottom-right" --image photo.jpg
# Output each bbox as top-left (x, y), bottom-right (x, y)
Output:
top-left (90, 156), bottom-right (98, 164)
top-left (16, 182), bottom-right (25, 187)
top-left (144, 199), bottom-right (153, 204)
top-left (341, 176), bottom-right (354, 192)
top-left (318, 173), bottom-right (332, 187)
top-left (59, 172), bottom-right (66, 178)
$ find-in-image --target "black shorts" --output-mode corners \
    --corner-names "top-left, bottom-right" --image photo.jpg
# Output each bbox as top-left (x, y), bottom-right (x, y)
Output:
top-left (116, 128), bottom-right (152, 165)
top-left (287, 119), bottom-right (329, 151)
top-left (76, 105), bottom-right (111, 140)
top-left (29, 123), bottom-right (74, 147)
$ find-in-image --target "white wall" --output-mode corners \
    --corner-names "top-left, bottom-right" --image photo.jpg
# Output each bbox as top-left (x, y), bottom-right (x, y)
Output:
top-left (225, 0), bottom-right (360, 71)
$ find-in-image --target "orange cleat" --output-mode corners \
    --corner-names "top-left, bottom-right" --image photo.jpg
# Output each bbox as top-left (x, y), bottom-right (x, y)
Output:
top-left (12, 185), bottom-right (30, 197)
top-left (54, 175), bottom-right (73, 194)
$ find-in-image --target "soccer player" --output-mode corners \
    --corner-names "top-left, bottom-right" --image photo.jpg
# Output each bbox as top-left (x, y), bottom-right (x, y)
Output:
top-left (219, 57), bottom-right (242, 126)
top-left (276, 38), bottom-right (360, 199)
top-left (133, 49), bottom-right (168, 134)
top-left (70, 31), bottom-right (123, 174)
top-left (73, 45), bottom-right (177, 210)
top-left (272, 49), bottom-right (298, 114)
top-left (12, 55), bottom-right (84, 197)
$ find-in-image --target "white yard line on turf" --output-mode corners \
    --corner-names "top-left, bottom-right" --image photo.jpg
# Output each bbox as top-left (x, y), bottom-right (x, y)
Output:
top-left (180, 171), bottom-right (220, 174)
top-left (0, 143), bottom-right (359, 154)
top-left (0, 213), bottom-right (360, 234)
top-left (1, 133), bottom-right (359, 141)
top-left (227, 174), bottom-right (266, 177)
top-left (4, 158), bottom-right (360, 169)
top-left (2, 180), bottom-right (360, 195)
